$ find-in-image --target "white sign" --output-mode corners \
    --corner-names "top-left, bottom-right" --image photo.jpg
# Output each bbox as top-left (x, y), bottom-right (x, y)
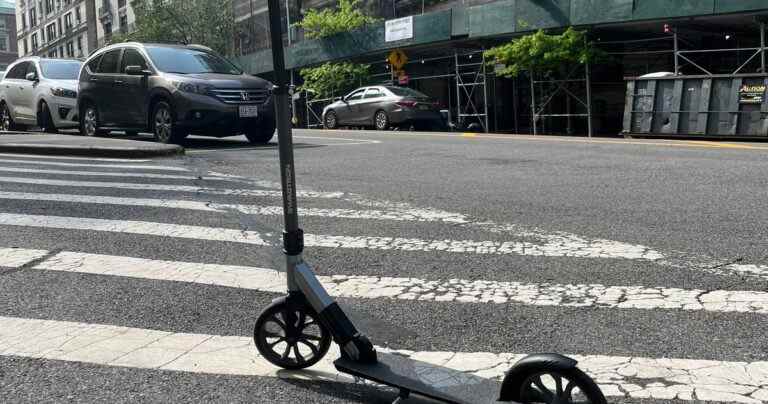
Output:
top-left (385, 16), bottom-right (414, 42)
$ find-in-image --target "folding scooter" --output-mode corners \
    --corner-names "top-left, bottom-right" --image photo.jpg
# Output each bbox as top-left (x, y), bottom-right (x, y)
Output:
top-left (253, 1), bottom-right (608, 402)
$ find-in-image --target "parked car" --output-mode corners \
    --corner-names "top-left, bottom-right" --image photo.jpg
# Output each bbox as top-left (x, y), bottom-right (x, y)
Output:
top-left (322, 86), bottom-right (444, 131)
top-left (77, 42), bottom-right (275, 144)
top-left (0, 57), bottom-right (82, 132)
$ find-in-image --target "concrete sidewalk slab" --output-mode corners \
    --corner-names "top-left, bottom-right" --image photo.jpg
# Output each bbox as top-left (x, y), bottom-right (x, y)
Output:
top-left (0, 133), bottom-right (183, 158)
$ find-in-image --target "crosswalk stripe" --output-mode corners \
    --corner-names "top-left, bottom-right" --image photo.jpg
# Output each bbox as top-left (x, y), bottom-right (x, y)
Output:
top-left (0, 176), bottom-right (342, 199)
top-left (0, 158), bottom-right (188, 171)
top-left (0, 247), bottom-right (48, 268)
top-left (0, 191), bottom-right (494, 223)
top-left (0, 166), bottom-right (240, 182)
top-left (31, 251), bottom-right (768, 315)
top-left (0, 212), bottom-right (661, 260)
top-left (1, 315), bottom-right (766, 403)
top-left (0, 153), bottom-right (151, 162)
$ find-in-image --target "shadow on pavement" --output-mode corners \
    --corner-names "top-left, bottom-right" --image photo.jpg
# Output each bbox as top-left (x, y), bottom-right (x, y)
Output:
top-left (111, 133), bottom-right (324, 151)
top-left (279, 371), bottom-right (439, 403)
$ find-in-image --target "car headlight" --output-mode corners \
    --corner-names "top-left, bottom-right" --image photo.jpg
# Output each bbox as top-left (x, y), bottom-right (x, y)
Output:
top-left (51, 87), bottom-right (77, 98)
top-left (172, 81), bottom-right (213, 95)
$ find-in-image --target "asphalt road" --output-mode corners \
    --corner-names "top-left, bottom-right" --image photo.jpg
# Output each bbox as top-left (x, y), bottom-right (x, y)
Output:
top-left (1, 129), bottom-right (767, 403)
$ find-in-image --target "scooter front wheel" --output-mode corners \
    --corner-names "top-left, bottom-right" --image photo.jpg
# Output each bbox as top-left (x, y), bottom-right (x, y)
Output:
top-left (254, 300), bottom-right (332, 370)
top-left (518, 368), bottom-right (606, 404)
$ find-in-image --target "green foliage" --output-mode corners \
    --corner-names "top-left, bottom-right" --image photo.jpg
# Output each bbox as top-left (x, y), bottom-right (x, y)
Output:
top-left (299, 62), bottom-right (370, 99)
top-left (485, 28), bottom-right (603, 77)
top-left (119, 0), bottom-right (235, 56)
top-left (297, 0), bottom-right (378, 40)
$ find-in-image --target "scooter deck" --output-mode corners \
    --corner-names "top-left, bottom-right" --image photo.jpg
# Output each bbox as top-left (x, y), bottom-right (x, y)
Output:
top-left (334, 352), bottom-right (502, 404)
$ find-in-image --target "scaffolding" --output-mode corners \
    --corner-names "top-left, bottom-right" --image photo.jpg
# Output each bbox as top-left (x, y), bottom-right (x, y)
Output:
top-left (530, 63), bottom-right (594, 137)
top-left (454, 51), bottom-right (490, 132)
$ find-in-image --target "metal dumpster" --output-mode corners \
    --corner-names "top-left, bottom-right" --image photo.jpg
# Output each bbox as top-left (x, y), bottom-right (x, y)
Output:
top-left (623, 74), bottom-right (768, 137)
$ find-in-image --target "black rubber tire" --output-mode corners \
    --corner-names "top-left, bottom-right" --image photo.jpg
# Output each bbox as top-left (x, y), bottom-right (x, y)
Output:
top-left (374, 110), bottom-right (389, 131)
top-left (80, 103), bottom-right (107, 137)
top-left (0, 102), bottom-right (26, 132)
top-left (38, 102), bottom-right (58, 133)
top-left (152, 101), bottom-right (185, 144)
top-left (253, 301), bottom-right (331, 370)
top-left (518, 368), bottom-right (607, 404)
top-left (244, 119), bottom-right (276, 144)
top-left (324, 110), bottom-right (338, 129)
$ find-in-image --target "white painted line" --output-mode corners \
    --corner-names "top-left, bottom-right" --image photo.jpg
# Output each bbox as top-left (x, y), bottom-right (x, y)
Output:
top-left (0, 153), bottom-right (151, 162)
top-left (0, 191), bottom-right (490, 223)
top-left (0, 167), bottom-right (241, 182)
top-left (0, 213), bottom-right (661, 260)
top-left (0, 176), bottom-right (343, 199)
top-left (0, 213), bottom-right (269, 245)
top-left (0, 247), bottom-right (48, 268)
top-left (1, 316), bottom-right (766, 403)
top-left (34, 251), bottom-right (768, 315)
top-left (0, 158), bottom-right (188, 171)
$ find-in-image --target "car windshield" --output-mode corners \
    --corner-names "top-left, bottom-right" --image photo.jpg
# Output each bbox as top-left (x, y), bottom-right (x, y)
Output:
top-left (145, 46), bottom-right (243, 75)
top-left (40, 60), bottom-right (82, 80)
top-left (386, 86), bottom-right (429, 98)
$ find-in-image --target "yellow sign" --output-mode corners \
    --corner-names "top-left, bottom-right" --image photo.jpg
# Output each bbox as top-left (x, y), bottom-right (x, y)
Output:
top-left (387, 49), bottom-right (408, 70)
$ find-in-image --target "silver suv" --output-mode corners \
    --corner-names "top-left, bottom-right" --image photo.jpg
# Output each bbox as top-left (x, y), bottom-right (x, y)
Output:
top-left (0, 57), bottom-right (82, 132)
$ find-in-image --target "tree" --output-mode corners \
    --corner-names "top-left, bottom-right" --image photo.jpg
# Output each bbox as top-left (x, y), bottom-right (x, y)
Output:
top-left (112, 0), bottom-right (235, 56)
top-left (296, 0), bottom-right (378, 40)
top-left (300, 62), bottom-right (370, 99)
top-left (484, 28), bottom-right (603, 77)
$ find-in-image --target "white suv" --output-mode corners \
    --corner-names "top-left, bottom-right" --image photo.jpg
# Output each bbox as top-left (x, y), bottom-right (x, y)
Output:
top-left (0, 57), bottom-right (82, 133)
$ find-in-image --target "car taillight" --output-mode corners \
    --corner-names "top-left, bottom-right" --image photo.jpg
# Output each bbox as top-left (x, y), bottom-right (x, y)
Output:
top-left (397, 101), bottom-right (417, 108)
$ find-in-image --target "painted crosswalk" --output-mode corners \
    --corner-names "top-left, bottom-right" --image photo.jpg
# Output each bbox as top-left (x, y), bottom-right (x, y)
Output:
top-left (1, 154), bottom-right (767, 403)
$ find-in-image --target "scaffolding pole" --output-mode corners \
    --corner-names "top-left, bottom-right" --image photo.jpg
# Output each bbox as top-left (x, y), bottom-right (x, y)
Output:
top-left (586, 61), bottom-right (593, 138)
top-left (454, 50), bottom-right (489, 133)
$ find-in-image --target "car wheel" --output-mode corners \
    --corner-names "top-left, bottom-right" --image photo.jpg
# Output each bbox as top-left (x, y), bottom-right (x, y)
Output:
top-left (152, 101), bottom-right (185, 144)
top-left (245, 119), bottom-right (276, 144)
top-left (80, 104), bottom-right (106, 137)
top-left (374, 110), bottom-right (389, 131)
top-left (324, 110), bottom-right (338, 129)
top-left (38, 102), bottom-right (58, 133)
top-left (1, 103), bottom-right (26, 132)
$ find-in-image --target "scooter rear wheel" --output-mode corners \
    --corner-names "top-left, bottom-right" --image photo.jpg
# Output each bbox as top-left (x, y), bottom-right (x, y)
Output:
top-left (254, 301), bottom-right (332, 370)
top-left (518, 368), bottom-right (607, 404)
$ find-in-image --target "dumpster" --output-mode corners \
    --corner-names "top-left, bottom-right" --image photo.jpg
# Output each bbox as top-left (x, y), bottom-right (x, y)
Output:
top-left (623, 74), bottom-right (768, 137)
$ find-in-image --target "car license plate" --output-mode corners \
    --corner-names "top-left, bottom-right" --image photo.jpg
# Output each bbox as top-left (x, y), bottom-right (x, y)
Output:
top-left (239, 105), bottom-right (259, 118)
top-left (418, 104), bottom-right (430, 110)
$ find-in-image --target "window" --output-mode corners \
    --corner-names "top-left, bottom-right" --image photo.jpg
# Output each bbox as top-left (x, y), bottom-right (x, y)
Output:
top-left (97, 49), bottom-right (121, 74)
top-left (86, 54), bottom-right (102, 72)
top-left (119, 15), bottom-right (128, 33)
top-left (60, 45), bottom-right (65, 57)
top-left (0, 36), bottom-right (7, 52)
top-left (385, 86), bottom-right (429, 98)
top-left (104, 22), bottom-right (112, 38)
top-left (76, 35), bottom-right (83, 54)
top-left (57, 18), bottom-right (62, 36)
top-left (31, 33), bottom-right (38, 50)
top-left (26, 63), bottom-right (39, 79)
top-left (46, 0), bottom-right (54, 14)
top-left (120, 49), bottom-right (148, 73)
top-left (75, 6), bottom-right (81, 24)
top-left (21, 12), bottom-right (27, 30)
top-left (364, 88), bottom-right (385, 99)
top-left (6, 62), bottom-right (28, 79)
top-left (66, 41), bottom-right (74, 57)
top-left (49, 49), bottom-right (58, 58)
top-left (23, 39), bottom-right (28, 55)
top-left (40, 60), bottom-right (82, 79)
top-left (145, 46), bottom-right (242, 75)
top-left (346, 90), bottom-right (365, 101)
top-left (64, 13), bottom-right (72, 30)
top-left (30, 7), bottom-right (37, 27)
top-left (46, 23), bottom-right (56, 41)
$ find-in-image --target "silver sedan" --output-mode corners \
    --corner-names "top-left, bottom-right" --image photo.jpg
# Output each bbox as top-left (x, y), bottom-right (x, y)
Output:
top-left (322, 86), bottom-right (444, 131)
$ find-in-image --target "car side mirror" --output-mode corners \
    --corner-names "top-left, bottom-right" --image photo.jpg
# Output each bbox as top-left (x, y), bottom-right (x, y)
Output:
top-left (25, 72), bottom-right (38, 82)
top-left (125, 65), bottom-right (151, 76)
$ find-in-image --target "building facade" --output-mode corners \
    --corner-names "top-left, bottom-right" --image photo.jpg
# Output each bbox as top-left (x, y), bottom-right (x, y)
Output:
top-left (15, 0), bottom-right (134, 60)
top-left (234, 0), bottom-right (768, 136)
top-left (0, 0), bottom-right (17, 70)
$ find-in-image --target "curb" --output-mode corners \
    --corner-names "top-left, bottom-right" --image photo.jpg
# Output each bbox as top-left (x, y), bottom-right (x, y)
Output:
top-left (0, 143), bottom-right (185, 158)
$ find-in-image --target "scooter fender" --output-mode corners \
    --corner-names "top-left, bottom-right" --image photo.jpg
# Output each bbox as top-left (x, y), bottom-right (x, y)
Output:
top-left (497, 353), bottom-right (578, 402)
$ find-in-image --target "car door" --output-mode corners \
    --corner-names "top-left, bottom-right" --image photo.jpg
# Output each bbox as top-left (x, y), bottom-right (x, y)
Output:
top-left (90, 48), bottom-right (123, 126)
top-left (116, 48), bottom-right (152, 127)
top-left (2, 62), bottom-right (29, 123)
top-left (336, 89), bottom-right (365, 125)
top-left (16, 62), bottom-right (40, 121)
top-left (360, 87), bottom-right (386, 124)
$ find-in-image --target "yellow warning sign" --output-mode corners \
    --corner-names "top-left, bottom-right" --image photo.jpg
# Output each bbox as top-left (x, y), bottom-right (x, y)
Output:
top-left (387, 49), bottom-right (408, 71)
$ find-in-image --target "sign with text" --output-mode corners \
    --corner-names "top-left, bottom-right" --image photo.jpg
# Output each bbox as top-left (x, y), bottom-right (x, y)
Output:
top-left (739, 84), bottom-right (766, 104)
top-left (385, 16), bottom-right (414, 42)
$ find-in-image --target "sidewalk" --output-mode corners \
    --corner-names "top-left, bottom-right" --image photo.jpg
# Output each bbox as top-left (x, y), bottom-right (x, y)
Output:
top-left (0, 133), bottom-right (183, 158)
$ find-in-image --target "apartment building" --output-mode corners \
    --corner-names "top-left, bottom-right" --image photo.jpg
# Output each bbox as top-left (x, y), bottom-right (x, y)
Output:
top-left (0, 0), bottom-right (17, 70)
top-left (16, 0), bottom-right (134, 59)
